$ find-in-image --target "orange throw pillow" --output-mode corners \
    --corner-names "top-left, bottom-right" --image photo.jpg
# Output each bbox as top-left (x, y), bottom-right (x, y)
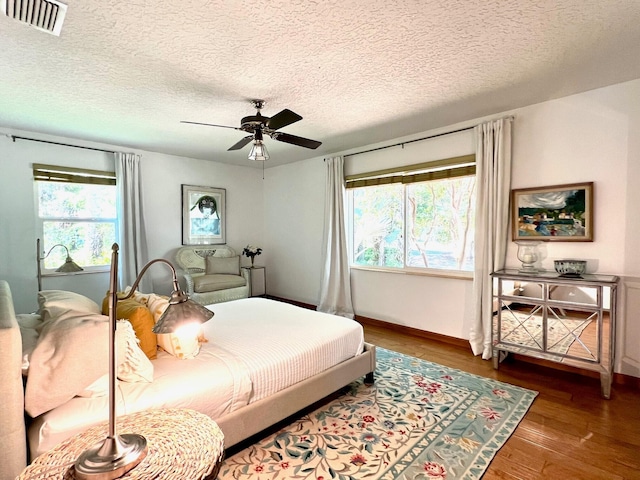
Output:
top-left (102, 295), bottom-right (157, 360)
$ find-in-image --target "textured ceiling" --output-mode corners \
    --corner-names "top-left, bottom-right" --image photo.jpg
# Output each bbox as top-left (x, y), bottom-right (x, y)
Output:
top-left (1, 0), bottom-right (640, 167)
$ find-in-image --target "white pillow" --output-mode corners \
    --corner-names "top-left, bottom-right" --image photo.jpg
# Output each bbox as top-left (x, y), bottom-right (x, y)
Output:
top-left (25, 312), bottom-right (154, 416)
top-left (123, 286), bottom-right (150, 305)
top-left (123, 289), bottom-right (203, 360)
top-left (146, 293), bottom-right (169, 321)
top-left (37, 290), bottom-right (101, 330)
top-left (147, 293), bottom-right (204, 359)
top-left (115, 320), bottom-right (154, 383)
top-left (25, 310), bottom-right (109, 417)
top-left (122, 288), bottom-right (171, 322)
top-left (77, 375), bottom-right (109, 398)
top-left (77, 322), bottom-right (153, 397)
top-left (17, 313), bottom-right (43, 376)
top-left (157, 324), bottom-right (202, 360)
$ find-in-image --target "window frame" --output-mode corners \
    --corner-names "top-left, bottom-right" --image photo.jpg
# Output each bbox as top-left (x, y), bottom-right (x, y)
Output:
top-left (347, 154), bottom-right (476, 279)
top-left (34, 163), bottom-right (117, 275)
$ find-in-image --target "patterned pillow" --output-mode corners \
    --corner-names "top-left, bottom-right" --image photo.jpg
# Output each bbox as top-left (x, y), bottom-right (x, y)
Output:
top-left (146, 293), bottom-right (207, 359)
top-left (157, 324), bottom-right (202, 360)
top-left (115, 289), bottom-right (205, 360)
top-left (146, 293), bottom-right (170, 321)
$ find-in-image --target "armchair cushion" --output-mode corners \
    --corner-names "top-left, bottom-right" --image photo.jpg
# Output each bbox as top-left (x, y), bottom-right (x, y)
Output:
top-left (205, 255), bottom-right (240, 275)
top-left (194, 274), bottom-right (246, 293)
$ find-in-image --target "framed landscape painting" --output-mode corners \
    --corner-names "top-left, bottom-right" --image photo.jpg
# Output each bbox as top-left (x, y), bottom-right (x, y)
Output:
top-left (182, 185), bottom-right (226, 245)
top-left (512, 182), bottom-right (593, 242)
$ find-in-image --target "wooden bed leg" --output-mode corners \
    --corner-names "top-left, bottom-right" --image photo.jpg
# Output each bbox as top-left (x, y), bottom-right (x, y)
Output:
top-left (364, 372), bottom-right (375, 385)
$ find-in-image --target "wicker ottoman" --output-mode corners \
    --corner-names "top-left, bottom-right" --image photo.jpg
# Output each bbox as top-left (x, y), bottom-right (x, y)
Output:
top-left (18, 409), bottom-right (224, 479)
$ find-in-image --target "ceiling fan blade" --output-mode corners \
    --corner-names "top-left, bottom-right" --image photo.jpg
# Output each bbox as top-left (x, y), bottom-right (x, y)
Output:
top-left (228, 135), bottom-right (254, 151)
top-left (271, 132), bottom-right (322, 149)
top-left (266, 109), bottom-right (302, 131)
top-left (181, 120), bottom-right (240, 130)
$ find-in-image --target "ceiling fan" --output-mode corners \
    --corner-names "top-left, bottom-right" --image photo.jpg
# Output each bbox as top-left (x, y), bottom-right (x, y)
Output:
top-left (181, 100), bottom-right (322, 161)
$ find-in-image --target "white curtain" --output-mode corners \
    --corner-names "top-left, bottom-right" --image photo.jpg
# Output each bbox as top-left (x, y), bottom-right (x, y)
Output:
top-left (317, 156), bottom-right (355, 319)
top-left (470, 118), bottom-right (513, 359)
top-left (115, 153), bottom-right (152, 292)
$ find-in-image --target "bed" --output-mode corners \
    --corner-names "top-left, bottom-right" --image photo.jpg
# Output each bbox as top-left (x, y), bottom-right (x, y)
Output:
top-left (0, 280), bottom-right (376, 479)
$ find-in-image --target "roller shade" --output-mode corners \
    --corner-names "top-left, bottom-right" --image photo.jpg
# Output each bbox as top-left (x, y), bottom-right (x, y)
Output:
top-left (33, 163), bottom-right (116, 186)
top-left (345, 154), bottom-right (475, 189)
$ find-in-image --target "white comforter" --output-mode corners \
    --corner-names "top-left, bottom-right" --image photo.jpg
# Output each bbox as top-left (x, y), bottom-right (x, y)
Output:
top-left (28, 298), bottom-right (364, 458)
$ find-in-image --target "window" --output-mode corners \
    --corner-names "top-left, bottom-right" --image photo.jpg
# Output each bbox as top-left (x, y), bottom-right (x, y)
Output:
top-left (35, 164), bottom-right (117, 271)
top-left (348, 155), bottom-right (476, 273)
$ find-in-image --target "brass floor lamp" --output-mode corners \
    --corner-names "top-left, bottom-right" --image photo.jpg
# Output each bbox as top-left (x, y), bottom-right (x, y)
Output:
top-left (73, 243), bottom-right (214, 479)
top-left (36, 238), bottom-right (84, 291)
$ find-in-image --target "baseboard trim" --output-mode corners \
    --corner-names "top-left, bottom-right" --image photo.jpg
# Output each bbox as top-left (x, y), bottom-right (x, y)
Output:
top-left (267, 295), bottom-right (639, 389)
top-left (266, 295), bottom-right (316, 310)
top-left (354, 314), bottom-right (470, 349)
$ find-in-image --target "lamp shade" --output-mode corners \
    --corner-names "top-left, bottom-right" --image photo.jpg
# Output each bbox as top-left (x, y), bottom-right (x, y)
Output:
top-left (55, 255), bottom-right (84, 272)
top-left (37, 239), bottom-right (84, 291)
top-left (248, 141), bottom-right (269, 161)
top-left (152, 290), bottom-right (214, 334)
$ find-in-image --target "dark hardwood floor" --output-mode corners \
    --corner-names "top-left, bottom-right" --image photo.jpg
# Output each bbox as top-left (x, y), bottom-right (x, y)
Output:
top-left (363, 323), bottom-right (640, 480)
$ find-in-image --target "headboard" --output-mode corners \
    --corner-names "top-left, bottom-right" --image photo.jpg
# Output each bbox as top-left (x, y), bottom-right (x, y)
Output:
top-left (0, 280), bottom-right (28, 478)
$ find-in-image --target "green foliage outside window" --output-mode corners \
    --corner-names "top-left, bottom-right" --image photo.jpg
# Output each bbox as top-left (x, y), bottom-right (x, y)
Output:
top-left (38, 182), bottom-right (117, 269)
top-left (352, 175), bottom-right (475, 272)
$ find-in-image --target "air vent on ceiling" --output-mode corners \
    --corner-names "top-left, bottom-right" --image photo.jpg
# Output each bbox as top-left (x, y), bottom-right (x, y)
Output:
top-left (2, 0), bottom-right (67, 36)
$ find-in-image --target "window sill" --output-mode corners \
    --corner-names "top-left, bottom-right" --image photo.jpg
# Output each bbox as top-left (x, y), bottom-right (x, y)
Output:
top-left (350, 265), bottom-right (473, 281)
top-left (41, 268), bottom-right (109, 278)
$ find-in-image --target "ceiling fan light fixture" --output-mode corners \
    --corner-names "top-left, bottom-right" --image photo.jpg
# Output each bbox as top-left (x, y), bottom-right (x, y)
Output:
top-left (248, 140), bottom-right (269, 161)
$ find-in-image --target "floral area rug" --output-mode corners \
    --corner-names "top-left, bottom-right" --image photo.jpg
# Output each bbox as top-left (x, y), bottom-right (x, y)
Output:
top-left (217, 348), bottom-right (537, 480)
top-left (495, 308), bottom-right (591, 354)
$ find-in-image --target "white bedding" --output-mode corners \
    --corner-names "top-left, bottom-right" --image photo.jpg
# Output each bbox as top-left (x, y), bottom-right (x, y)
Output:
top-left (28, 297), bottom-right (365, 458)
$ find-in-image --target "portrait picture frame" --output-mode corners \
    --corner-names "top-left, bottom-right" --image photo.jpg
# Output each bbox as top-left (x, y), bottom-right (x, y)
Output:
top-left (512, 182), bottom-right (593, 242)
top-left (182, 184), bottom-right (226, 245)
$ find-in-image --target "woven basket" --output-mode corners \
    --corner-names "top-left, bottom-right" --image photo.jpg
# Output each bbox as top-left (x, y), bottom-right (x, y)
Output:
top-left (18, 409), bottom-right (224, 480)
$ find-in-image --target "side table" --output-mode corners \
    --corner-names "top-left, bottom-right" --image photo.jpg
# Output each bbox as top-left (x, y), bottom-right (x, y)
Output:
top-left (18, 409), bottom-right (224, 480)
top-left (492, 269), bottom-right (618, 399)
top-left (242, 266), bottom-right (266, 297)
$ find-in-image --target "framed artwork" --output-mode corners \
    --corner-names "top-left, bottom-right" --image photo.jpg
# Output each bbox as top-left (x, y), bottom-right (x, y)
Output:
top-left (182, 185), bottom-right (226, 245)
top-left (512, 182), bottom-right (593, 242)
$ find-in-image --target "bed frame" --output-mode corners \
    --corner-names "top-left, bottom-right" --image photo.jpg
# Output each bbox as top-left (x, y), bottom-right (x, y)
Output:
top-left (0, 280), bottom-right (376, 479)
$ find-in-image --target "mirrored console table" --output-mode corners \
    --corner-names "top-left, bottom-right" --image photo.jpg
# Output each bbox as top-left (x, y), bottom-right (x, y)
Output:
top-left (492, 269), bottom-right (618, 399)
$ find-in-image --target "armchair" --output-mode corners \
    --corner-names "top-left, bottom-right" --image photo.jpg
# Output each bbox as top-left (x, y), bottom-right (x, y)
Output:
top-left (175, 246), bottom-right (250, 305)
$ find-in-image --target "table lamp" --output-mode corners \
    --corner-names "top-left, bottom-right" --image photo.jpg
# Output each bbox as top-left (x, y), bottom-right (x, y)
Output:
top-left (74, 243), bottom-right (214, 479)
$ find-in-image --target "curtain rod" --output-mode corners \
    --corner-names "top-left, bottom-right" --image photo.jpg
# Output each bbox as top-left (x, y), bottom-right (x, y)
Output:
top-left (11, 135), bottom-right (116, 154)
top-left (344, 126), bottom-right (474, 158)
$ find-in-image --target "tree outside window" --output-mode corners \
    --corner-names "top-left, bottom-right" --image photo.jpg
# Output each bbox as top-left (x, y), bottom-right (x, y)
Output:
top-left (38, 181), bottom-right (116, 270)
top-left (351, 175), bottom-right (475, 272)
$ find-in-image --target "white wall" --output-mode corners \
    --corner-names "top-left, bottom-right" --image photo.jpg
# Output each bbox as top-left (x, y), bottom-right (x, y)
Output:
top-left (139, 152), bottom-right (265, 295)
top-left (263, 158), bottom-right (326, 305)
top-left (0, 135), bottom-right (113, 312)
top-left (265, 78), bottom-right (640, 377)
top-left (0, 129), bottom-right (264, 312)
top-left (2, 78), bottom-right (638, 376)
top-left (508, 88), bottom-right (630, 274)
